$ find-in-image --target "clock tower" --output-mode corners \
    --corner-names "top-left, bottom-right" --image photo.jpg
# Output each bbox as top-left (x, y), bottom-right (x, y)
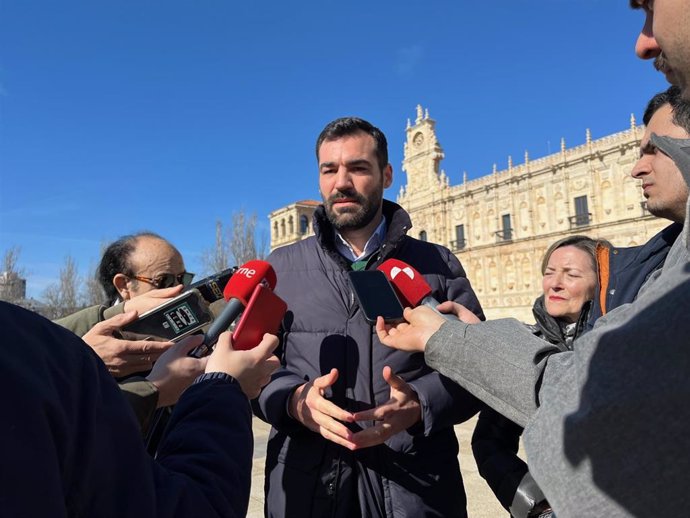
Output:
top-left (398, 105), bottom-right (450, 242)
top-left (400, 105), bottom-right (447, 196)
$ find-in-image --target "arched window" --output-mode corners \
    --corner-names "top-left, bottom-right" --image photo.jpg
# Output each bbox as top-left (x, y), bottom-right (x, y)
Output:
top-left (419, 230), bottom-right (427, 241)
top-left (300, 215), bottom-right (309, 235)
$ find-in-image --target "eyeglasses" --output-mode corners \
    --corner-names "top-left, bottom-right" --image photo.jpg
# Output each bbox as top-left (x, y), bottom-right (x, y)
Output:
top-left (130, 271), bottom-right (195, 289)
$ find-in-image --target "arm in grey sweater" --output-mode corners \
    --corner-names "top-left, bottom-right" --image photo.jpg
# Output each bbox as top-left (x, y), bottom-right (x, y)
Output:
top-left (424, 318), bottom-right (560, 428)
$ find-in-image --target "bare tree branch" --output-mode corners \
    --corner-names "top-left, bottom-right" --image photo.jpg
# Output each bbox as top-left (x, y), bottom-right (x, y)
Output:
top-left (82, 261), bottom-right (105, 307)
top-left (42, 255), bottom-right (81, 319)
top-left (0, 246), bottom-right (27, 304)
top-left (201, 210), bottom-right (267, 274)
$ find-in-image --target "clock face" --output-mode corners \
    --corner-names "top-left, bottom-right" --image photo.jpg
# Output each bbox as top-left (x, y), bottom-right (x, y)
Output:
top-left (413, 132), bottom-right (424, 147)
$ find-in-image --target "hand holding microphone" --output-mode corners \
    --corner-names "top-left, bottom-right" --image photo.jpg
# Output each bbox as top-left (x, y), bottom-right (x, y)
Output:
top-left (200, 262), bottom-right (285, 397)
top-left (190, 260), bottom-right (278, 358)
top-left (377, 259), bottom-right (457, 321)
top-left (374, 259), bottom-right (480, 354)
top-left (205, 331), bottom-right (280, 399)
top-left (375, 306), bottom-right (446, 354)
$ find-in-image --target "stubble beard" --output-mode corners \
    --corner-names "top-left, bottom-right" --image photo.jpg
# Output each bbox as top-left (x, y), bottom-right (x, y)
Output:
top-left (324, 188), bottom-right (382, 232)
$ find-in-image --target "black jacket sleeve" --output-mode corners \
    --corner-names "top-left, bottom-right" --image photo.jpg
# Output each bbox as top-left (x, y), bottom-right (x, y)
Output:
top-left (0, 302), bottom-right (253, 518)
top-left (472, 407), bottom-right (527, 511)
top-left (472, 406), bottom-right (548, 517)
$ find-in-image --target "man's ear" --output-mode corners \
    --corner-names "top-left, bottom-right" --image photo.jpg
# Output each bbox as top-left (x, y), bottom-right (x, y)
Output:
top-left (383, 164), bottom-right (393, 189)
top-left (112, 273), bottom-right (130, 300)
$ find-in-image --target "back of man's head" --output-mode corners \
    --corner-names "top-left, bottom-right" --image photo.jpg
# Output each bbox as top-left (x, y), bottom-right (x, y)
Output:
top-left (315, 117), bottom-right (389, 171)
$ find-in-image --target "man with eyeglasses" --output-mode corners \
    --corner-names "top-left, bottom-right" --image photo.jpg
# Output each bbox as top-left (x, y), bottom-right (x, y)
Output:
top-left (101, 231), bottom-right (194, 306)
top-left (56, 231), bottom-right (205, 433)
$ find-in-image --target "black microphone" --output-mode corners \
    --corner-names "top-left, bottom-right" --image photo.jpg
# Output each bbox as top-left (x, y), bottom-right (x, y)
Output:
top-left (186, 267), bottom-right (237, 303)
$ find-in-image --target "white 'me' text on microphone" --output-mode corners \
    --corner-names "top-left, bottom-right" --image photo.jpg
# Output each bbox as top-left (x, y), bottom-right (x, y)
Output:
top-left (189, 260), bottom-right (277, 357)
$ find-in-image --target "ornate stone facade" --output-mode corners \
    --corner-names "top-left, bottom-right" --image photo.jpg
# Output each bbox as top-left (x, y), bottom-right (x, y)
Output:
top-left (399, 106), bottom-right (667, 321)
top-left (269, 200), bottom-right (319, 249)
top-left (268, 106), bottom-right (669, 322)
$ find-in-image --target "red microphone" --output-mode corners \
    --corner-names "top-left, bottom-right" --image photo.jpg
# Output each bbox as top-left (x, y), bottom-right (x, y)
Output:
top-left (377, 259), bottom-right (455, 320)
top-left (190, 260), bottom-right (277, 357)
top-left (231, 284), bottom-right (287, 350)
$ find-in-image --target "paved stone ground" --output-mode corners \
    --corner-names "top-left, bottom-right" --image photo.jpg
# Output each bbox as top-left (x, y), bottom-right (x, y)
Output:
top-left (247, 415), bottom-right (520, 518)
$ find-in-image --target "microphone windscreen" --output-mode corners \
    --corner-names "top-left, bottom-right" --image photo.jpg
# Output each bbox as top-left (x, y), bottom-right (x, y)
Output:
top-left (377, 258), bottom-right (431, 307)
top-left (223, 260), bottom-right (277, 305)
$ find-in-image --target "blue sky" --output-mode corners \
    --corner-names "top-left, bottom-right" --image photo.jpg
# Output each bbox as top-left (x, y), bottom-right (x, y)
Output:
top-left (0, 1), bottom-right (668, 298)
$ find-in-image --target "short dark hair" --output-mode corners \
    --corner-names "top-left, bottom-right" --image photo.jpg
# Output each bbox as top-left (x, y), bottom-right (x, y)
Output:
top-left (315, 117), bottom-right (389, 171)
top-left (643, 85), bottom-right (690, 133)
top-left (97, 231), bottom-right (167, 305)
top-left (540, 235), bottom-right (607, 275)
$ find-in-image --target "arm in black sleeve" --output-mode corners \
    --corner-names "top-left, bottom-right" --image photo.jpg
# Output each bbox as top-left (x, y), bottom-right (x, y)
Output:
top-left (0, 302), bottom-right (253, 518)
top-left (472, 407), bottom-right (548, 518)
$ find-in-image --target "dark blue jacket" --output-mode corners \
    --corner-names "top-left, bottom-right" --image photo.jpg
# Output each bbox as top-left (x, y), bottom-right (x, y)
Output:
top-left (0, 302), bottom-right (253, 518)
top-left (255, 200), bottom-right (483, 518)
top-left (587, 222), bottom-right (682, 329)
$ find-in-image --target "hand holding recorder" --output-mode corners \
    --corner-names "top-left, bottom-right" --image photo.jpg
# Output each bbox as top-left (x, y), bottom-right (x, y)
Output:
top-left (119, 268), bottom-right (237, 342)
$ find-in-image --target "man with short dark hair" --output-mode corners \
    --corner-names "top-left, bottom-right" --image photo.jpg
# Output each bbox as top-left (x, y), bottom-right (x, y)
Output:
top-left (587, 84), bottom-right (689, 324)
top-left (255, 117), bottom-right (483, 518)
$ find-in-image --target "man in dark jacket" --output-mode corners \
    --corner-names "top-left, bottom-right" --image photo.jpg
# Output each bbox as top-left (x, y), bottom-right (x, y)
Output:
top-left (254, 117), bottom-right (483, 518)
top-left (588, 85), bottom-right (689, 327)
top-left (0, 301), bottom-right (280, 518)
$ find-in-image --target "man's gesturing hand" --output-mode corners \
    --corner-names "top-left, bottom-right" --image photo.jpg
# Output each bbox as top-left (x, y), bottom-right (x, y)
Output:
top-left (82, 311), bottom-right (173, 377)
top-left (289, 369), bottom-right (357, 450)
top-left (350, 366), bottom-right (422, 449)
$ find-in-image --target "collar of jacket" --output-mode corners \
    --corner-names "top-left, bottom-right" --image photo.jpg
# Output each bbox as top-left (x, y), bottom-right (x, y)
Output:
top-left (531, 294), bottom-right (591, 350)
top-left (608, 222), bottom-right (682, 268)
top-left (312, 199), bottom-right (412, 270)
